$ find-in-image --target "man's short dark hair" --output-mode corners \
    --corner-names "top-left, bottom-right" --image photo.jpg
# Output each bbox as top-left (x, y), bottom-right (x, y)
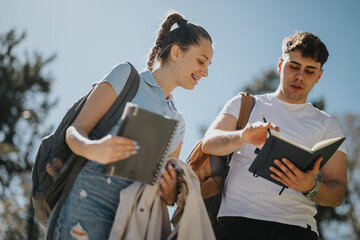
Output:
top-left (282, 32), bottom-right (329, 68)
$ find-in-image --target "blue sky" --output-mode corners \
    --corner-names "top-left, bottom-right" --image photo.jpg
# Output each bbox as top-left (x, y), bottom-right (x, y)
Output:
top-left (1, 0), bottom-right (359, 161)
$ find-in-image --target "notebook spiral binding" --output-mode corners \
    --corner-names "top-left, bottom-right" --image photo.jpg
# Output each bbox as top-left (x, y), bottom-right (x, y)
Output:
top-left (152, 121), bottom-right (179, 185)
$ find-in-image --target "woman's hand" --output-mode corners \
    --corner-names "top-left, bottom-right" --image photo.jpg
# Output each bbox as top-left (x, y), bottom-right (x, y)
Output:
top-left (88, 134), bottom-right (139, 164)
top-left (158, 163), bottom-right (177, 205)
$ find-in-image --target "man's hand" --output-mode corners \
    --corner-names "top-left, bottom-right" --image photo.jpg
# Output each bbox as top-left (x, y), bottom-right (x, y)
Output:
top-left (202, 112), bottom-right (280, 156)
top-left (269, 156), bottom-right (323, 193)
top-left (241, 122), bottom-right (280, 147)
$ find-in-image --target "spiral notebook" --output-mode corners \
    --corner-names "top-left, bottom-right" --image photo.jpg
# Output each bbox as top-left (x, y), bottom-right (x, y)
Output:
top-left (104, 102), bottom-right (178, 185)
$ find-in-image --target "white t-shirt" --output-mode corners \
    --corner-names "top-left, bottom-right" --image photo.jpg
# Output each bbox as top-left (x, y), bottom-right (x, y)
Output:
top-left (218, 93), bottom-right (347, 234)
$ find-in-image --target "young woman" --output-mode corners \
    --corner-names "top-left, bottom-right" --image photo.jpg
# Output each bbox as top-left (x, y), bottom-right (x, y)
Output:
top-left (48, 12), bottom-right (213, 239)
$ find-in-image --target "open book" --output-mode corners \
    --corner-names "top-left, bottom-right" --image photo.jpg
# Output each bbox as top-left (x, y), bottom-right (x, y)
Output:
top-left (104, 102), bottom-right (178, 185)
top-left (248, 132), bottom-right (345, 188)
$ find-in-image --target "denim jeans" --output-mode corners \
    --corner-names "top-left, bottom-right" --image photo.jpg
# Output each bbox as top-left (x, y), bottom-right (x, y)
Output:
top-left (49, 161), bottom-right (133, 240)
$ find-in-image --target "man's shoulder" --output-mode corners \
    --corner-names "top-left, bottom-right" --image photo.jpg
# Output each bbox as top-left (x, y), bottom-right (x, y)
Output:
top-left (253, 92), bottom-right (275, 103)
top-left (306, 102), bottom-right (333, 119)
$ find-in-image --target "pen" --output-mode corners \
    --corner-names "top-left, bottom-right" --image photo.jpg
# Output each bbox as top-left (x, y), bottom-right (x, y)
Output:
top-left (261, 113), bottom-right (272, 136)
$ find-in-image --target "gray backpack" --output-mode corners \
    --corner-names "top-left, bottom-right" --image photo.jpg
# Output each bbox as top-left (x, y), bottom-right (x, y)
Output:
top-left (31, 62), bottom-right (140, 232)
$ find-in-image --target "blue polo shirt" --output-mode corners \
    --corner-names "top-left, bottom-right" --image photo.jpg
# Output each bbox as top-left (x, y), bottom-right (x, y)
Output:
top-left (101, 62), bottom-right (185, 155)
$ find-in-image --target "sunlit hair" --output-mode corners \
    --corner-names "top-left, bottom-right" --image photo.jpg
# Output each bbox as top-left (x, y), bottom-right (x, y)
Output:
top-left (147, 12), bottom-right (212, 72)
top-left (282, 32), bottom-right (329, 68)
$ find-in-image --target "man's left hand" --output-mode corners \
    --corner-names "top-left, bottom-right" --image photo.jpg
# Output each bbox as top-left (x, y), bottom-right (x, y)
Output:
top-left (269, 156), bottom-right (323, 193)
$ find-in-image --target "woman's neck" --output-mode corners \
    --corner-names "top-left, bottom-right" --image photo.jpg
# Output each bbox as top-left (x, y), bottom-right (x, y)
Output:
top-left (152, 67), bottom-right (177, 99)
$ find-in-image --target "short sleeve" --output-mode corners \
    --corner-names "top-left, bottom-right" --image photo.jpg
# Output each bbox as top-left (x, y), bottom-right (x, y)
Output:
top-left (220, 94), bottom-right (243, 119)
top-left (324, 117), bottom-right (347, 154)
top-left (101, 62), bottom-right (131, 96)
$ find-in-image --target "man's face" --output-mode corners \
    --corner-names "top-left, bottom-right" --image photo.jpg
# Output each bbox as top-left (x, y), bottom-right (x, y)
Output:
top-left (277, 50), bottom-right (323, 104)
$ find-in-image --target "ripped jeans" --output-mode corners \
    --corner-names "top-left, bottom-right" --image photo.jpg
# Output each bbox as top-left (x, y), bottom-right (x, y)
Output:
top-left (48, 160), bottom-right (133, 240)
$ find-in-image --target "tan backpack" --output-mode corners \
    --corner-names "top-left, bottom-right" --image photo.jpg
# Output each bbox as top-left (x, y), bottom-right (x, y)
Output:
top-left (186, 92), bottom-right (255, 227)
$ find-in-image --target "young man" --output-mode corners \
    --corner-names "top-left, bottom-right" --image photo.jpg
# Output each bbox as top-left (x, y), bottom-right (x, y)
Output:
top-left (202, 32), bottom-right (347, 240)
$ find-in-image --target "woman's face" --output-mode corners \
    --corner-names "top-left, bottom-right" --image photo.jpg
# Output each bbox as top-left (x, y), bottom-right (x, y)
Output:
top-left (174, 37), bottom-right (213, 90)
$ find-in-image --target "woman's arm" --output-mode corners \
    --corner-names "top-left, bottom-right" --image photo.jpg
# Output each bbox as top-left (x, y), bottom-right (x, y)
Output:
top-left (65, 82), bottom-right (138, 164)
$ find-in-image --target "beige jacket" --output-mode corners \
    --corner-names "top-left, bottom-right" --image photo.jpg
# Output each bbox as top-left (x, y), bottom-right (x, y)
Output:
top-left (109, 159), bottom-right (215, 240)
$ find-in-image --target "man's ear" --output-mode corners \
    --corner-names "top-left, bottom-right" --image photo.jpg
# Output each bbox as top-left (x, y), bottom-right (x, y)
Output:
top-left (316, 69), bottom-right (324, 84)
top-left (278, 57), bottom-right (283, 74)
top-left (170, 44), bottom-right (182, 62)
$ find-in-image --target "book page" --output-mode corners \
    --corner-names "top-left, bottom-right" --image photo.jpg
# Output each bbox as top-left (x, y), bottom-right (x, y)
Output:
top-left (311, 137), bottom-right (344, 151)
top-left (271, 132), bottom-right (312, 153)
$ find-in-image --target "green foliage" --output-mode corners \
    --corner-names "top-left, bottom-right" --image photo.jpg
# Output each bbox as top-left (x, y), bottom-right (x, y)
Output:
top-left (244, 69), bottom-right (279, 95)
top-left (0, 29), bottom-right (55, 239)
top-left (0, 29), bottom-right (56, 188)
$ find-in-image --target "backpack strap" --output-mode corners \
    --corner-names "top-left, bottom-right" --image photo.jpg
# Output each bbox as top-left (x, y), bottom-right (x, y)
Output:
top-left (91, 62), bottom-right (140, 138)
top-left (237, 92), bottom-right (255, 130)
top-left (227, 92), bottom-right (255, 164)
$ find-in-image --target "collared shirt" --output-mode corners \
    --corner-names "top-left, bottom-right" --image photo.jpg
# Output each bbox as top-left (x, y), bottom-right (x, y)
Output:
top-left (102, 62), bottom-right (185, 155)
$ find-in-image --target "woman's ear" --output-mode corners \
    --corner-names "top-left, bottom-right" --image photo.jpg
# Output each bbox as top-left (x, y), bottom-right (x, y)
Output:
top-left (170, 44), bottom-right (182, 62)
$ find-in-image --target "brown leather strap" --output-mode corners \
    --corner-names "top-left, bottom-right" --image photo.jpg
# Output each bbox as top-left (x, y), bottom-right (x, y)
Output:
top-left (237, 92), bottom-right (254, 130)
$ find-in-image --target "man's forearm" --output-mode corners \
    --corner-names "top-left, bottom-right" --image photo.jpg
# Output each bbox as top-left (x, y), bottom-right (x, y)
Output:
top-left (202, 129), bottom-right (246, 156)
top-left (313, 180), bottom-right (346, 207)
